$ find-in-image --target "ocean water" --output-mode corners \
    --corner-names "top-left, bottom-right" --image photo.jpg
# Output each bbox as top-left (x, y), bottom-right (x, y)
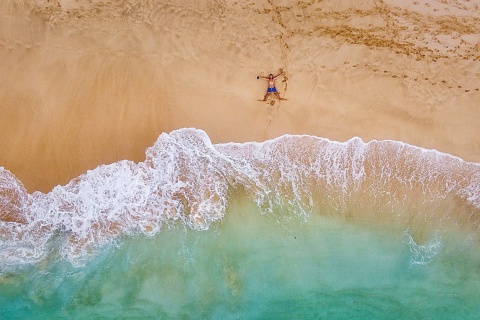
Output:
top-left (1, 128), bottom-right (480, 319)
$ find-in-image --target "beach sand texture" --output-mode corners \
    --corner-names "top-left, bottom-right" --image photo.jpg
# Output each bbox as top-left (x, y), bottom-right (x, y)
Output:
top-left (1, 0), bottom-right (479, 192)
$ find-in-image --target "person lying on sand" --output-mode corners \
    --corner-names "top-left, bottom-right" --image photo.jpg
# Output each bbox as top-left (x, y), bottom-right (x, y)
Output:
top-left (257, 69), bottom-right (284, 101)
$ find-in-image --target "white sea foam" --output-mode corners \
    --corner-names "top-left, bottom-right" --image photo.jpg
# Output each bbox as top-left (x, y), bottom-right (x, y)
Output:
top-left (403, 230), bottom-right (443, 266)
top-left (0, 128), bottom-right (479, 269)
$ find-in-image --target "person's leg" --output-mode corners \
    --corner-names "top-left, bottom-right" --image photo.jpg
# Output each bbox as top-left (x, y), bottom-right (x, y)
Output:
top-left (264, 92), bottom-right (270, 101)
top-left (274, 92), bottom-right (281, 99)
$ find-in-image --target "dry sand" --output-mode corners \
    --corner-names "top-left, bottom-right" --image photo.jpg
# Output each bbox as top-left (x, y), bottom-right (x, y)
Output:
top-left (1, 0), bottom-right (479, 192)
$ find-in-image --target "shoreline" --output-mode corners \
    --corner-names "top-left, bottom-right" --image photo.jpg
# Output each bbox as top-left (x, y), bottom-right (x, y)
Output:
top-left (1, 0), bottom-right (479, 193)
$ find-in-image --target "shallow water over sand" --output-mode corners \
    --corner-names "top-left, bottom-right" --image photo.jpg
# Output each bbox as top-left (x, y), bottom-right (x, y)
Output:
top-left (1, 196), bottom-right (480, 319)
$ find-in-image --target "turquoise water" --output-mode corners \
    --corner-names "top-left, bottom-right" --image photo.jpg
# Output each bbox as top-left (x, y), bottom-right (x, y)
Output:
top-left (2, 197), bottom-right (480, 319)
top-left (1, 129), bottom-right (479, 318)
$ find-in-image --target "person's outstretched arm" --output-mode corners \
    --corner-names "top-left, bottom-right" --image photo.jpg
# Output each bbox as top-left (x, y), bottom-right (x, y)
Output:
top-left (274, 70), bottom-right (284, 79)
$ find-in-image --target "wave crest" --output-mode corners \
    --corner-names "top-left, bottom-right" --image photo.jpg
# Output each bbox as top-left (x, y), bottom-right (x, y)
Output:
top-left (0, 129), bottom-right (479, 269)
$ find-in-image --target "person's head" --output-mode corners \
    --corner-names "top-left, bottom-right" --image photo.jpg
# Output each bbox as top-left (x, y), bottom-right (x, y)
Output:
top-left (269, 74), bottom-right (273, 79)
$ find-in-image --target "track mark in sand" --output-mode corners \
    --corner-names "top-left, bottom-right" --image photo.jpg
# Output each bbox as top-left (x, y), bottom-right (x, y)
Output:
top-left (281, 72), bottom-right (289, 96)
top-left (259, 0), bottom-right (480, 64)
top-left (259, 99), bottom-right (280, 132)
top-left (332, 58), bottom-right (480, 94)
top-left (24, 0), bottom-right (480, 97)
top-left (30, 0), bottom-right (480, 66)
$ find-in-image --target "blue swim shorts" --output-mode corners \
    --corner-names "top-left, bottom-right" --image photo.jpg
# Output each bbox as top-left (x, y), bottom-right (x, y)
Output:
top-left (267, 87), bottom-right (277, 93)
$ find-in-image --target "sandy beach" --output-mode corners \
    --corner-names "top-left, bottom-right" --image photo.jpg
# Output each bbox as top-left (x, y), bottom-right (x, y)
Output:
top-left (1, 0), bottom-right (479, 192)
top-left (2, 2), bottom-right (480, 316)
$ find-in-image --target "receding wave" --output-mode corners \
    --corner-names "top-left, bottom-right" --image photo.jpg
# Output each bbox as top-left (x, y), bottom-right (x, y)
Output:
top-left (0, 128), bottom-right (479, 270)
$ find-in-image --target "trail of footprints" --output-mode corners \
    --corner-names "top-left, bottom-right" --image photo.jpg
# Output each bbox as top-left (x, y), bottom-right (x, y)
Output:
top-left (337, 61), bottom-right (480, 93)
top-left (3, 0), bottom-right (479, 95)
top-left (245, 0), bottom-right (480, 95)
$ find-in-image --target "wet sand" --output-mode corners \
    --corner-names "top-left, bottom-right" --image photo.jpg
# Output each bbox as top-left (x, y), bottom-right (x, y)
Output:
top-left (1, 0), bottom-right (479, 192)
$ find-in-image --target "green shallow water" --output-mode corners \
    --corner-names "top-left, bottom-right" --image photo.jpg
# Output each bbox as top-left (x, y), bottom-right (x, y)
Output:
top-left (1, 198), bottom-right (480, 319)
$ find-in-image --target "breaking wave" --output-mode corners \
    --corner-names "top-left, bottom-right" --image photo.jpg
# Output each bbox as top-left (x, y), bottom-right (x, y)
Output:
top-left (0, 128), bottom-right (479, 270)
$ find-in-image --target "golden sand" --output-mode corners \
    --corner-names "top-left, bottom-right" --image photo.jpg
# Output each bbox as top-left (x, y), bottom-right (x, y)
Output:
top-left (1, 0), bottom-right (479, 192)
